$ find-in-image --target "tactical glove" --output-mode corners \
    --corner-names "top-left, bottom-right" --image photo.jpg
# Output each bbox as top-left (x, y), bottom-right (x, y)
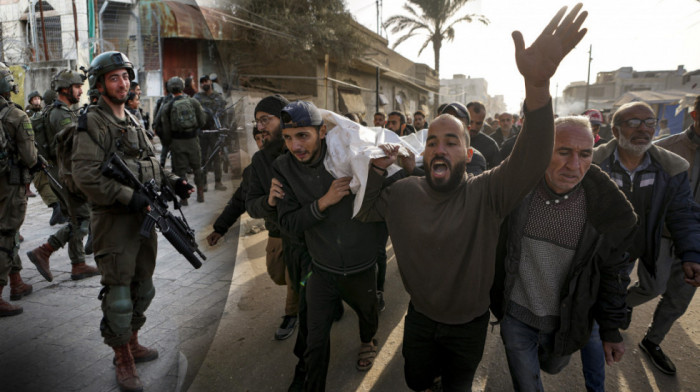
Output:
top-left (128, 191), bottom-right (150, 212)
top-left (173, 178), bottom-right (194, 199)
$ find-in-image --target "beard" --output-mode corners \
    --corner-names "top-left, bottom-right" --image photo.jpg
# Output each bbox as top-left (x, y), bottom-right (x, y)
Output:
top-left (425, 158), bottom-right (467, 193)
top-left (202, 85), bottom-right (211, 92)
top-left (617, 132), bottom-right (652, 156)
top-left (104, 90), bottom-right (128, 105)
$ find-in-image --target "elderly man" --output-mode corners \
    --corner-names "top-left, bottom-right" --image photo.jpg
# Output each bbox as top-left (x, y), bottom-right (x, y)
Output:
top-left (357, 5), bottom-right (588, 390)
top-left (624, 95), bottom-right (700, 375)
top-left (580, 100), bottom-right (700, 386)
top-left (493, 116), bottom-right (636, 391)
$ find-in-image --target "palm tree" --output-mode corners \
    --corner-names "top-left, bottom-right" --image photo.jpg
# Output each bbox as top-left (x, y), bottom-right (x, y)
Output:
top-left (384, 0), bottom-right (488, 75)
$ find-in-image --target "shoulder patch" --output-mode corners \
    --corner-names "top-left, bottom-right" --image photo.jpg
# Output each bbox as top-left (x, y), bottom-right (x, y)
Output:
top-left (60, 117), bottom-right (73, 126)
top-left (22, 120), bottom-right (35, 136)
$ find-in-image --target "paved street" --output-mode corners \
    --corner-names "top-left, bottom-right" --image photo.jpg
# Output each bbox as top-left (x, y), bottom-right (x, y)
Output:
top-left (1, 166), bottom-right (700, 391)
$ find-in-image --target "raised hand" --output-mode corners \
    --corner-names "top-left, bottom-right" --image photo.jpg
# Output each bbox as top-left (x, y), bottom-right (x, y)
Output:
top-left (512, 3), bottom-right (588, 88)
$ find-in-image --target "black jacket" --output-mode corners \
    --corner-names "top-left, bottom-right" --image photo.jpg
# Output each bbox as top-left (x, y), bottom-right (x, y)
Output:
top-left (245, 139), bottom-right (286, 238)
top-left (213, 165), bottom-right (250, 235)
top-left (273, 141), bottom-right (387, 275)
top-left (492, 165), bottom-right (638, 355)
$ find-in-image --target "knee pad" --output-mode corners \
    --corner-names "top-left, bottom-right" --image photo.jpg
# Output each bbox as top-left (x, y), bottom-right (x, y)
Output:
top-left (132, 279), bottom-right (155, 316)
top-left (102, 285), bottom-right (133, 332)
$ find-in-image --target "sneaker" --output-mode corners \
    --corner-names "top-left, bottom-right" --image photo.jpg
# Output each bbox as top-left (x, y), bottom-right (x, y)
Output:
top-left (275, 315), bottom-right (298, 340)
top-left (377, 291), bottom-right (385, 312)
top-left (639, 338), bottom-right (676, 375)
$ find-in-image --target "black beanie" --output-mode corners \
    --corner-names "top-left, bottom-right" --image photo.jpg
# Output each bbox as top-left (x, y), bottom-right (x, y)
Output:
top-left (255, 94), bottom-right (289, 118)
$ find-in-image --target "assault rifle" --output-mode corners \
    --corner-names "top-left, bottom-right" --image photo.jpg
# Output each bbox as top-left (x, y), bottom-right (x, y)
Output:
top-left (37, 155), bottom-right (63, 190)
top-left (200, 101), bottom-right (241, 172)
top-left (102, 153), bottom-right (206, 269)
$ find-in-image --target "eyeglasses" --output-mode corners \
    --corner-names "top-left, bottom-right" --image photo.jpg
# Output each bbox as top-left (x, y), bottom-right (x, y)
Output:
top-left (253, 115), bottom-right (275, 128)
top-left (616, 118), bottom-right (657, 128)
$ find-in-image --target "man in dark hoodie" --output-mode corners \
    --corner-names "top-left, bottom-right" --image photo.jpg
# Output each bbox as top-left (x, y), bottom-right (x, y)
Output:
top-left (273, 101), bottom-right (387, 391)
top-left (245, 95), bottom-right (299, 341)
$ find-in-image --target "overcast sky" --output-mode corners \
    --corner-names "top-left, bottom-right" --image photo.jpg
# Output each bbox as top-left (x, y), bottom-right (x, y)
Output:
top-left (347, 0), bottom-right (700, 112)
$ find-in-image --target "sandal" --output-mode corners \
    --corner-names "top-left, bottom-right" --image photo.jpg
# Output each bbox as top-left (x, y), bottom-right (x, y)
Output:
top-left (356, 339), bottom-right (378, 371)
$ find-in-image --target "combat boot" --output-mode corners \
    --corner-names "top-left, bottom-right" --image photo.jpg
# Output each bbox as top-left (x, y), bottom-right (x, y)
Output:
top-left (71, 263), bottom-right (100, 281)
top-left (214, 181), bottom-right (227, 191)
top-left (112, 344), bottom-right (143, 392)
top-left (9, 272), bottom-right (32, 300)
top-left (180, 197), bottom-right (189, 206)
top-left (27, 243), bottom-right (55, 282)
top-left (113, 330), bottom-right (159, 365)
top-left (0, 286), bottom-right (23, 317)
top-left (49, 203), bottom-right (67, 226)
top-left (196, 188), bottom-right (205, 203)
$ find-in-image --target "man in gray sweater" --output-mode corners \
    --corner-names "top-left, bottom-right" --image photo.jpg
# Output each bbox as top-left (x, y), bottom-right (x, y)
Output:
top-left (357, 4), bottom-right (588, 390)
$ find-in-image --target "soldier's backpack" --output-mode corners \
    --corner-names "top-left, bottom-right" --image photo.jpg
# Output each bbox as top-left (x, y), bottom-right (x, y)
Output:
top-left (169, 96), bottom-right (198, 132)
top-left (0, 103), bottom-right (12, 174)
top-left (54, 114), bottom-right (83, 197)
top-left (30, 104), bottom-right (54, 160)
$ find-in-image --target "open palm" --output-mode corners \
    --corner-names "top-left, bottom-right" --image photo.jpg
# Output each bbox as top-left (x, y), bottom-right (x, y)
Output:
top-left (512, 3), bottom-right (588, 87)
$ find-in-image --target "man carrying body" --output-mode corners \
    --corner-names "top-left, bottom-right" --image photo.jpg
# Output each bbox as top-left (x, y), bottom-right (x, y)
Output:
top-left (580, 100), bottom-right (700, 386)
top-left (0, 65), bottom-right (38, 316)
top-left (194, 75), bottom-right (228, 192)
top-left (274, 101), bottom-right (387, 391)
top-left (27, 69), bottom-right (99, 282)
top-left (357, 5), bottom-right (588, 390)
top-left (160, 76), bottom-right (206, 205)
top-left (467, 101), bottom-right (501, 169)
top-left (72, 51), bottom-right (193, 391)
top-left (494, 116), bottom-right (636, 391)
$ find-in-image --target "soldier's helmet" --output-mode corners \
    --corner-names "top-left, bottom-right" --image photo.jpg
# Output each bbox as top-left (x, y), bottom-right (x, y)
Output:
top-left (43, 89), bottom-right (57, 105)
top-left (0, 65), bottom-right (19, 95)
top-left (166, 76), bottom-right (185, 93)
top-left (87, 51), bottom-right (135, 89)
top-left (52, 69), bottom-right (86, 91)
top-left (28, 90), bottom-right (42, 101)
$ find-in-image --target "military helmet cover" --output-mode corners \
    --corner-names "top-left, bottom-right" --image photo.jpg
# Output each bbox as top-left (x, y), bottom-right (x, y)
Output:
top-left (52, 69), bottom-right (86, 91)
top-left (88, 51), bottom-right (135, 89)
top-left (166, 76), bottom-right (185, 93)
top-left (0, 65), bottom-right (18, 95)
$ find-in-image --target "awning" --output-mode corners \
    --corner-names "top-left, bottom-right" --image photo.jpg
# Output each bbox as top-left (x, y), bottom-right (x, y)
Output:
top-left (339, 91), bottom-right (367, 116)
top-left (140, 0), bottom-right (235, 41)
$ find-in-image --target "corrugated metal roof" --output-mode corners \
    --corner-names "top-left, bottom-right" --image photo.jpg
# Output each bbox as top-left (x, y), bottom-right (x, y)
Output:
top-left (140, 0), bottom-right (234, 41)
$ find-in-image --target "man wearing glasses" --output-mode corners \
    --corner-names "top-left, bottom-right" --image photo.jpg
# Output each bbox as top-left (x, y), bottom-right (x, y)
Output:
top-left (580, 101), bottom-right (700, 389)
top-left (245, 95), bottom-right (301, 341)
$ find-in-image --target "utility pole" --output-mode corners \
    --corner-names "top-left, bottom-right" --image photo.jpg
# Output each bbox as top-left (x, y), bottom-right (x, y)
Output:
top-left (375, 0), bottom-right (381, 114)
top-left (554, 82), bottom-right (559, 114)
top-left (584, 45), bottom-right (592, 109)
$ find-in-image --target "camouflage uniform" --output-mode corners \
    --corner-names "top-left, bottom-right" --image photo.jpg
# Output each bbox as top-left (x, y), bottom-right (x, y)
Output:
top-left (72, 95), bottom-right (179, 346)
top-left (0, 95), bottom-right (37, 287)
top-left (160, 94), bottom-right (206, 192)
top-left (193, 90), bottom-right (226, 185)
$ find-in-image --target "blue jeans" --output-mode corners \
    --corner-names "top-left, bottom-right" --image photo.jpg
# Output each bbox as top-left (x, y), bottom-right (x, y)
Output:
top-left (579, 322), bottom-right (605, 392)
top-left (500, 315), bottom-right (571, 391)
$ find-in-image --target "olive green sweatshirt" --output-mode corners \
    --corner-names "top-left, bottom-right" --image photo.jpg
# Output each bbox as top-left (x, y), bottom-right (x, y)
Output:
top-left (356, 101), bottom-right (554, 324)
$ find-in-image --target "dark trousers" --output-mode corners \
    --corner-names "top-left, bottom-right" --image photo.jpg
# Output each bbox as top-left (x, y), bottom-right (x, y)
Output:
top-left (304, 265), bottom-right (378, 392)
top-left (403, 303), bottom-right (489, 392)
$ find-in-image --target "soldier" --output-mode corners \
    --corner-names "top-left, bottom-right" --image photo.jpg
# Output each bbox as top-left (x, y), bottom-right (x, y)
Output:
top-left (25, 90), bottom-right (42, 117)
top-left (160, 76), bottom-right (207, 205)
top-left (194, 74), bottom-right (227, 192)
top-left (26, 69), bottom-right (99, 282)
top-left (72, 51), bottom-right (193, 391)
top-left (0, 64), bottom-right (39, 316)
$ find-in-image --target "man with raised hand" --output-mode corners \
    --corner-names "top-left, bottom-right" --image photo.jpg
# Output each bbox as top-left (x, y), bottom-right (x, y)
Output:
top-left (357, 5), bottom-right (588, 390)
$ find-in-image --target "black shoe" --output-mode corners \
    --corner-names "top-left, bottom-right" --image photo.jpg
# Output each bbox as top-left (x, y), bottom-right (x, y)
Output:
top-left (621, 306), bottom-right (632, 330)
top-left (287, 364), bottom-right (306, 392)
top-left (377, 291), bottom-right (386, 312)
top-left (333, 301), bottom-right (344, 322)
top-left (639, 338), bottom-right (676, 375)
top-left (275, 315), bottom-right (297, 340)
top-left (84, 234), bottom-right (93, 255)
top-left (49, 203), bottom-right (67, 226)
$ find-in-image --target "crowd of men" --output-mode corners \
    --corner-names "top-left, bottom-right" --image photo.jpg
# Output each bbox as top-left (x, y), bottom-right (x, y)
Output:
top-left (0, 3), bottom-right (699, 392)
